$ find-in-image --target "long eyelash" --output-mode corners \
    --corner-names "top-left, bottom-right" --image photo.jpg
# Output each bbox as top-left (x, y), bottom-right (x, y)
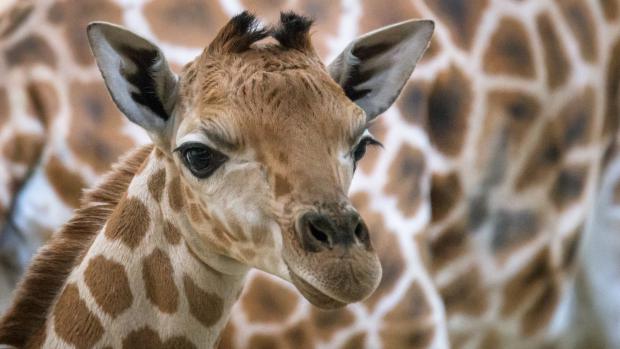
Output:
top-left (173, 142), bottom-right (203, 153)
top-left (361, 137), bottom-right (383, 149)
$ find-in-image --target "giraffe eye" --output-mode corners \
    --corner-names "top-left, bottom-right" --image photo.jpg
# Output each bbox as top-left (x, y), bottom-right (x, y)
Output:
top-left (176, 142), bottom-right (228, 178)
top-left (351, 137), bottom-right (382, 168)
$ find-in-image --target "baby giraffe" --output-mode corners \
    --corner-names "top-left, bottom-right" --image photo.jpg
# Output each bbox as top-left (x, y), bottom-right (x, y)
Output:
top-left (0, 12), bottom-right (433, 348)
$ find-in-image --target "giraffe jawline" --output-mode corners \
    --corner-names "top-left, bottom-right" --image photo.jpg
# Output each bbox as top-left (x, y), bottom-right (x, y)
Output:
top-left (288, 269), bottom-right (347, 309)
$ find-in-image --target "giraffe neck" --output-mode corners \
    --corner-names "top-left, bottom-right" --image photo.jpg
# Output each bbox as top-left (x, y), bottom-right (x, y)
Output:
top-left (35, 149), bottom-right (247, 349)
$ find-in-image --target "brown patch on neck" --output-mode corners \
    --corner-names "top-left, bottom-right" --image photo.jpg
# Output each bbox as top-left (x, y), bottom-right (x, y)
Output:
top-left (183, 275), bottom-right (224, 327)
top-left (0, 145), bottom-right (153, 348)
top-left (142, 248), bottom-right (179, 313)
top-left (52, 283), bottom-right (104, 348)
top-left (168, 176), bottom-right (185, 211)
top-left (105, 197), bottom-right (151, 249)
top-left (147, 168), bottom-right (167, 202)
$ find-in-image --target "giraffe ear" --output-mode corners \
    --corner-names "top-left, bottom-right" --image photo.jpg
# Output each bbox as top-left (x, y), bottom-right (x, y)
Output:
top-left (87, 22), bottom-right (177, 136)
top-left (328, 19), bottom-right (434, 122)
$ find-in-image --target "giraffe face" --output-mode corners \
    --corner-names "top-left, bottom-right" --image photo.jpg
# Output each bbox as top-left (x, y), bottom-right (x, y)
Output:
top-left (171, 49), bottom-right (382, 308)
top-left (88, 13), bottom-right (433, 308)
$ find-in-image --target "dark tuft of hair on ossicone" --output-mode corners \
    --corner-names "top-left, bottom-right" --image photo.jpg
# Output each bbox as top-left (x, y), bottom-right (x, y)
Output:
top-left (272, 11), bottom-right (314, 51)
top-left (208, 11), bottom-right (269, 54)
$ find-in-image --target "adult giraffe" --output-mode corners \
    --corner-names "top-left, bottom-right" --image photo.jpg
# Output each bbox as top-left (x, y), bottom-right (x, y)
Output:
top-left (1, 0), bottom-right (620, 348)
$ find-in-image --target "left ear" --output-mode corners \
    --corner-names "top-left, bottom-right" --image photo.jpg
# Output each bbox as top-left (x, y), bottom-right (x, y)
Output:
top-left (328, 19), bottom-right (434, 122)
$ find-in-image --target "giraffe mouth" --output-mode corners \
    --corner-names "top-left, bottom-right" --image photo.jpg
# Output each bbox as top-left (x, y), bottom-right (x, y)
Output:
top-left (288, 268), bottom-right (347, 309)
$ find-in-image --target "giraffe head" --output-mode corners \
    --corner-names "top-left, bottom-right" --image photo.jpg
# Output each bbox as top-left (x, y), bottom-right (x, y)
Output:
top-left (87, 12), bottom-right (433, 309)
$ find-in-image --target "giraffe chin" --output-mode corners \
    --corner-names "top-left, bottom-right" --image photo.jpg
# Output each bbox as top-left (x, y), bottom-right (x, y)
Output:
top-left (288, 269), bottom-right (348, 309)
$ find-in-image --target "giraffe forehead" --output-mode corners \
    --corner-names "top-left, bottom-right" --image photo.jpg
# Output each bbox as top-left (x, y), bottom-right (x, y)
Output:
top-left (177, 68), bottom-right (365, 154)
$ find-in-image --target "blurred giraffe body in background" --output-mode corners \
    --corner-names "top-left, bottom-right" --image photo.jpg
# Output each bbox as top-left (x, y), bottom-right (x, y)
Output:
top-left (1, 0), bottom-right (620, 348)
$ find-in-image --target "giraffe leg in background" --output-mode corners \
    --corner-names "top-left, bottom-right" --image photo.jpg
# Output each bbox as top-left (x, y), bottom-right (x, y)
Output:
top-left (0, 78), bottom-right (50, 310)
top-left (576, 141), bottom-right (620, 349)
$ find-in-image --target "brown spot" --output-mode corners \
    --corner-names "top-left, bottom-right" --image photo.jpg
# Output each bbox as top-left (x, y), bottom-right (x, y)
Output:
top-left (501, 248), bottom-right (552, 315)
top-left (284, 322), bottom-right (314, 349)
top-left (122, 327), bottom-right (196, 349)
top-left (521, 281), bottom-right (559, 335)
top-left (142, 248), bottom-right (179, 313)
top-left (247, 334), bottom-right (285, 349)
top-left (398, 80), bottom-right (431, 126)
top-left (241, 275), bottom-right (298, 323)
top-left (67, 82), bottom-right (135, 172)
top-left (600, 0), bottom-right (619, 21)
top-left (427, 66), bottom-right (472, 155)
top-left (53, 283), bottom-right (104, 349)
top-left (168, 176), bottom-right (185, 211)
top-left (380, 321), bottom-right (435, 349)
top-left (27, 81), bottom-right (59, 126)
top-left (144, 0), bottom-right (228, 48)
top-left (536, 13), bottom-right (570, 89)
top-left (384, 281), bottom-right (432, 322)
top-left (148, 168), bottom-right (166, 202)
top-left (515, 123), bottom-right (564, 191)
top-left (4, 133), bottom-right (44, 165)
top-left (550, 165), bottom-right (588, 210)
top-left (190, 204), bottom-right (203, 223)
top-left (310, 307), bottom-right (355, 341)
top-left (163, 221), bottom-right (182, 245)
top-left (430, 172), bottom-right (462, 222)
top-left (483, 18), bottom-right (535, 77)
top-left (45, 155), bottom-right (87, 208)
top-left (429, 221), bottom-right (469, 271)
top-left (340, 332), bottom-right (366, 349)
top-left (481, 91), bottom-right (540, 163)
top-left (105, 197), bottom-right (150, 249)
top-left (183, 184), bottom-right (195, 200)
top-left (48, 0), bottom-right (122, 66)
top-left (439, 267), bottom-right (487, 316)
top-left (183, 275), bottom-right (224, 327)
top-left (516, 87), bottom-right (593, 190)
top-left (557, 0), bottom-right (598, 62)
top-left (384, 145), bottom-right (426, 217)
top-left (274, 174), bottom-right (292, 197)
top-left (5, 35), bottom-right (56, 68)
top-left (491, 210), bottom-right (539, 259)
top-left (557, 87), bottom-right (595, 148)
top-left (425, 0), bottom-right (488, 49)
top-left (84, 255), bottom-right (132, 317)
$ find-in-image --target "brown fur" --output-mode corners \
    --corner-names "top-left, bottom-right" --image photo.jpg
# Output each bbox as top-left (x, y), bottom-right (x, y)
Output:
top-left (0, 144), bottom-right (153, 347)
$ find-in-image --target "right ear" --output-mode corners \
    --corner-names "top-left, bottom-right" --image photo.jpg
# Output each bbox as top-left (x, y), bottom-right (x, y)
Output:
top-left (87, 22), bottom-right (177, 137)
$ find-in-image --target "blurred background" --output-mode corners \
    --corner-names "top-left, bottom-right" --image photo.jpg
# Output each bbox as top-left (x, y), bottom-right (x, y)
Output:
top-left (1, 0), bottom-right (620, 348)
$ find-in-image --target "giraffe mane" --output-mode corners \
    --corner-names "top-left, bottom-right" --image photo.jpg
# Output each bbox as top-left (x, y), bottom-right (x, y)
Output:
top-left (0, 144), bottom-right (154, 347)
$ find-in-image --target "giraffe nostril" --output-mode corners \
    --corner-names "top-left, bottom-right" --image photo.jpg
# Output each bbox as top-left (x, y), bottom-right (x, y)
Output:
top-left (309, 222), bottom-right (330, 245)
top-left (354, 221), bottom-right (365, 241)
